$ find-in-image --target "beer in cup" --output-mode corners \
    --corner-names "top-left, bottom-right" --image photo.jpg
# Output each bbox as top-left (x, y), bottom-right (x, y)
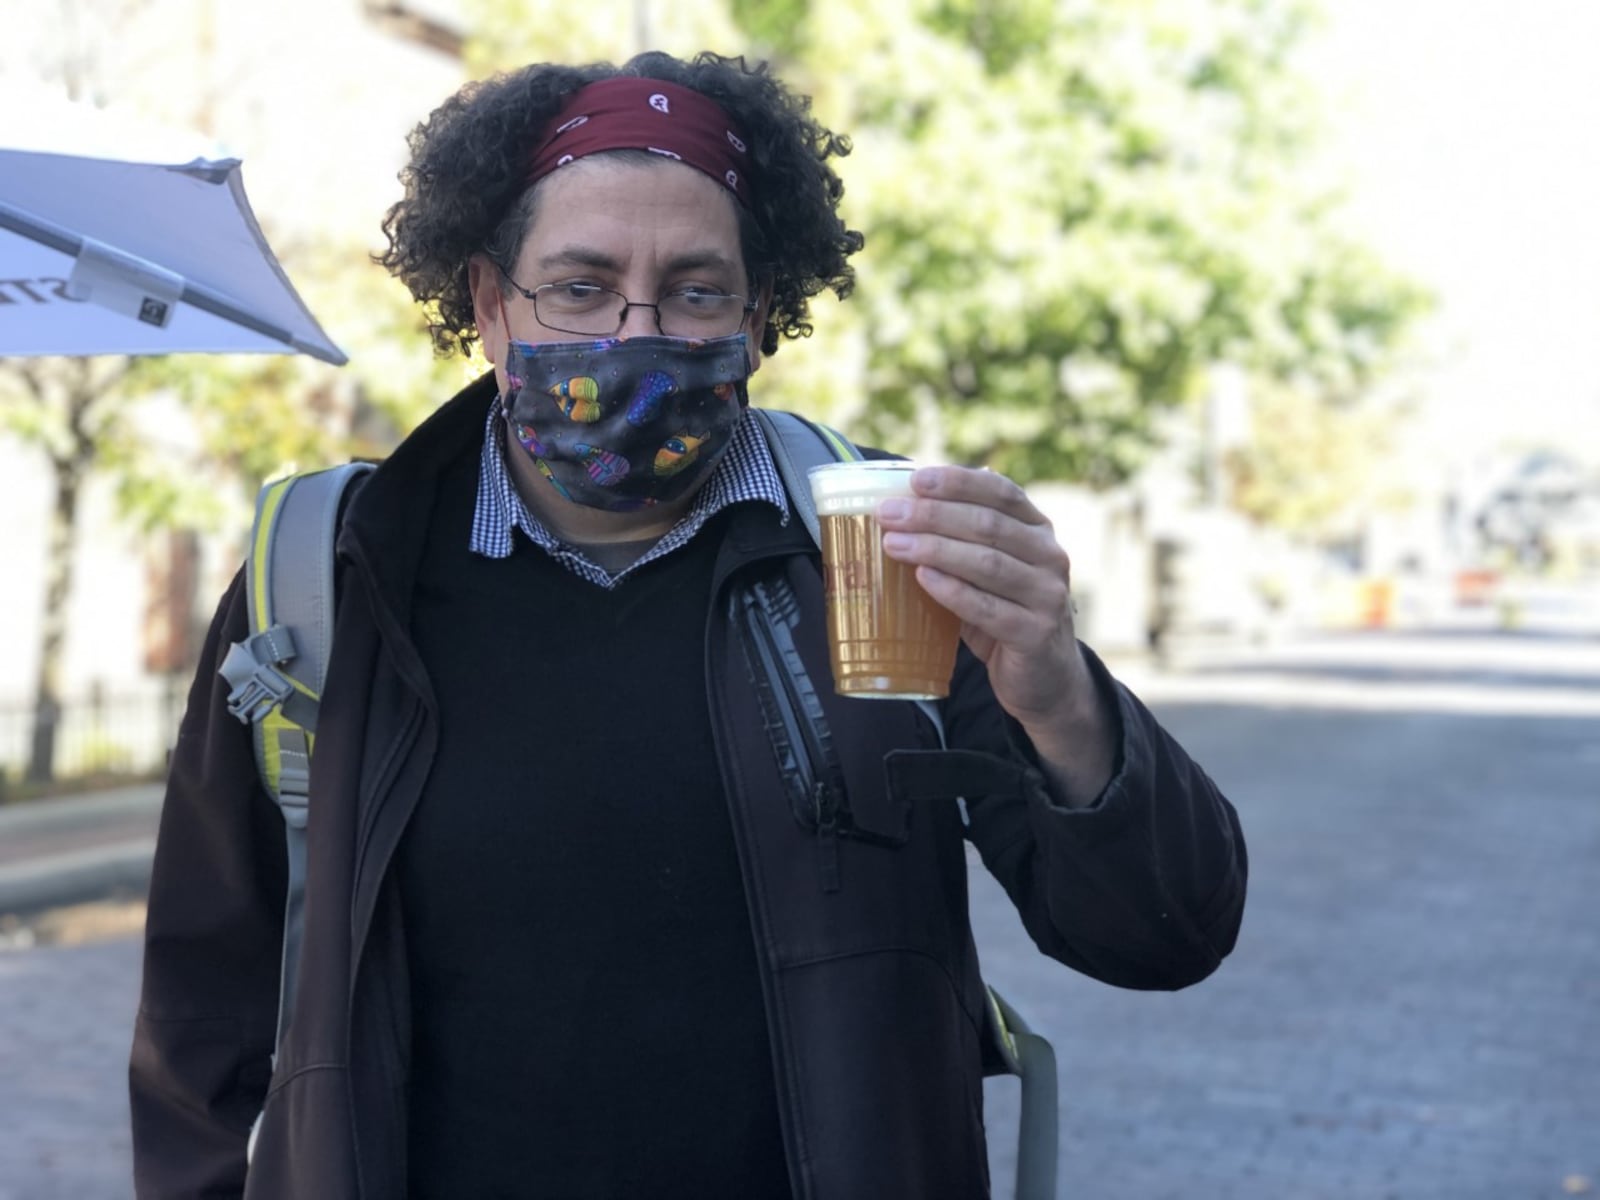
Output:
top-left (808, 461), bottom-right (962, 700)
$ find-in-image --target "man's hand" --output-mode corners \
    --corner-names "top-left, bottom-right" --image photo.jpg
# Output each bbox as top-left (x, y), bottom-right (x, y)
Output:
top-left (875, 465), bottom-right (1116, 808)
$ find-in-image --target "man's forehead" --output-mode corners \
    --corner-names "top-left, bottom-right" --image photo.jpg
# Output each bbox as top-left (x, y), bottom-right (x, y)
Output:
top-left (524, 175), bottom-right (748, 281)
top-left (524, 157), bottom-right (741, 241)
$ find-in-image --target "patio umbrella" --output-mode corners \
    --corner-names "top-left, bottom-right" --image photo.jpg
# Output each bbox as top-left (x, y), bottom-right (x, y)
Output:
top-left (0, 116), bottom-right (347, 365)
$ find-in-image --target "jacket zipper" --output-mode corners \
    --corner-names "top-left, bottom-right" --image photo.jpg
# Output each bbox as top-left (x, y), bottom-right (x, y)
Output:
top-left (707, 571), bottom-right (816, 1200)
top-left (812, 779), bottom-right (841, 892)
top-left (737, 580), bottom-right (846, 893)
top-left (339, 538), bottom-right (435, 1200)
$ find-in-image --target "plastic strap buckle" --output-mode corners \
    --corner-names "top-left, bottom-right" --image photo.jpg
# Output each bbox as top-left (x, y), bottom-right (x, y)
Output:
top-left (219, 626), bottom-right (300, 725)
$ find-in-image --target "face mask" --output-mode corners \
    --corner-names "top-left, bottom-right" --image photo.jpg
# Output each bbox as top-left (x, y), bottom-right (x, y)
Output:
top-left (501, 334), bottom-right (751, 512)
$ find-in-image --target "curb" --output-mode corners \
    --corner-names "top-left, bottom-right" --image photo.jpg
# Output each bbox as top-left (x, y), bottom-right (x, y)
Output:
top-left (0, 784), bottom-right (164, 917)
top-left (0, 783), bottom-right (165, 835)
top-left (0, 839), bottom-right (156, 915)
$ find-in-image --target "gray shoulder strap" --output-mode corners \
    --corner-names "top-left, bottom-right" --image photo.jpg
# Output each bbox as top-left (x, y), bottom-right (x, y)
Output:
top-left (224, 463), bottom-right (375, 755)
top-left (257, 462), bottom-right (375, 720)
top-left (751, 407), bottom-right (863, 547)
top-left (220, 462), bottom-right (375, 1099)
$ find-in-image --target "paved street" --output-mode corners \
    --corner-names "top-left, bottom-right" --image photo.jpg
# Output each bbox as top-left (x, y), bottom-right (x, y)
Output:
top-left (3, 622), bottom-right (1597, 1198)
top-left (979, 623), bottom-right (1600, 1199)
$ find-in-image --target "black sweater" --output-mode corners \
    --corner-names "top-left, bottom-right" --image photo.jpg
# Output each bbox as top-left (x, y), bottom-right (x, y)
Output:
top-left (399, 455), bottom-right (790, 1199)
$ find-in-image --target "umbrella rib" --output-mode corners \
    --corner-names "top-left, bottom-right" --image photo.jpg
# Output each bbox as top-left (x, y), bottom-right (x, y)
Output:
top-left (179, 279), bottom-right (348, 366)
top-left (0, 200), bottom-right (348, 367)
top-left (0, 200), bottom-right (78, 256)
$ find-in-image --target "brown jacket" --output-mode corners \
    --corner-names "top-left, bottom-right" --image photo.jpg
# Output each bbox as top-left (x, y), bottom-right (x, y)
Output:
top-left (130, 375), bottom-right (1247, 1198)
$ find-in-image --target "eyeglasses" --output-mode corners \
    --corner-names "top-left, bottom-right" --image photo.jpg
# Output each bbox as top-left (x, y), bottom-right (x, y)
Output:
top-left (498, 266), bottom-right (757, 339)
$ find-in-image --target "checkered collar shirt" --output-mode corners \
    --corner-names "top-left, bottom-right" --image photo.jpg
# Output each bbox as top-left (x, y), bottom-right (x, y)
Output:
top-left (470, 396), bottom-right (790, 588)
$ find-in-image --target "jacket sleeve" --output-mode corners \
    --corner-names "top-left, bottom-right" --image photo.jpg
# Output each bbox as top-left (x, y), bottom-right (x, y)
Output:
top-left (945, 642), bottom-right (1247, 991)
top-left (129, 567), bottom-right (289, 1198)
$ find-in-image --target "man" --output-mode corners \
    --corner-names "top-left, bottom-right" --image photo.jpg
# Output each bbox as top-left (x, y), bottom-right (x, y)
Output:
top-left (132, 50), bottom-right (1246, 1199)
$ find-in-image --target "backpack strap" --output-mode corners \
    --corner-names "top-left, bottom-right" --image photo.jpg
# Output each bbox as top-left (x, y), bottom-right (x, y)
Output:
top-left (986, 987), bottom-right (1060, 1200)
top-left (217, 460), bottom-right (374, 1056)
top-left (751, 406), bottom-right (862, 549)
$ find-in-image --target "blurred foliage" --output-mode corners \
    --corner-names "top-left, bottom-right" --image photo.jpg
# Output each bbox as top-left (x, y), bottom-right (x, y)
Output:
top-left (1, 253), bottom-right (469, 541)
top-left (1226, 379), bottom-right (1411, 537)
top-left (0, 359), bottom-right (124, 475)
top-left (467, 0), bottom-right (1431, 516)
top-left (116, 241), bottom-right (471, 535)
top-left (461, 0), bottom-right (746, 75)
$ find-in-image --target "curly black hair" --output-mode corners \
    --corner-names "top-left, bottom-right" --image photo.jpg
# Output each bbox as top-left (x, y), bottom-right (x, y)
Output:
top-left (377, 50), bottom-right (864, 358)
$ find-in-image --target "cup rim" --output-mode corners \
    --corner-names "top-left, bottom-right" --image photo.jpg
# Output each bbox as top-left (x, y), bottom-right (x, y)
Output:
top-left (806, 459), bottom-right (918, 476)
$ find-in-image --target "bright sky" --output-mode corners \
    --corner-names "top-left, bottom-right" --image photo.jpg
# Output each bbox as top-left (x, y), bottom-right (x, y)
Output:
top-left (1304, 0), bottom-right (1600, 462)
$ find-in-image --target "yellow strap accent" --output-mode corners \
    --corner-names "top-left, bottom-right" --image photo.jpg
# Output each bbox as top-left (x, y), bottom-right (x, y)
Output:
top-left (987, 988), bottom-right (1018, 1062)
top-left (251, 477), bottom-right (296, 634)
top-left (261, 708), bottom-right (316, 795)
top-left (251, 475), bottom-right (321, 702)
top-left (815, 422), bottom-right (862, 462)
top-left (261, 707), bottom-right (290, 794)
top-left (250, 477), bottom-right (321, 785)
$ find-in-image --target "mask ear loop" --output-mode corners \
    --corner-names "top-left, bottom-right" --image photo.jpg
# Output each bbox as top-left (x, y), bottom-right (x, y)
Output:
top-left (496, 272), bottom-right (521, 422)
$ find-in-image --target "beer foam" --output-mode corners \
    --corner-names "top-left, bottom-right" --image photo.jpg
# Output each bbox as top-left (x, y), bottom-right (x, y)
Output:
top-left (808, 462), bottom-right (917, 516)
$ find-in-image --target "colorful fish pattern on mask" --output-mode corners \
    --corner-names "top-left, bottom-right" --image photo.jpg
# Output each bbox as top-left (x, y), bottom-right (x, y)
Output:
top-left (654, 432), bottom-right (707, 477)
top-left (500, 334), bottom-right (751, 513)
top-left (626, 371), bottom-right (678, 426)
top-left (549, 376), bottom-right (603, 422)
top-left (573, 443), bottom-right (630, 486)
top-left (513, 421), bottom-right (552, 458)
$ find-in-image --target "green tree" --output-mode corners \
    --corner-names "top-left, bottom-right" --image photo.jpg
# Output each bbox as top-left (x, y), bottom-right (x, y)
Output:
top-left (465, 0), bottom-right (1427, 498)
top-left (462, 0), bottom-right (745, 74)
top-left (1, 357), bottom-right (135, 783)
top-left (127, 245), bottom-right (466, 510)
top-left (1226, 379), bottom-right (1412, 538)
top-left (786, 0), bottom-right (1428, 486)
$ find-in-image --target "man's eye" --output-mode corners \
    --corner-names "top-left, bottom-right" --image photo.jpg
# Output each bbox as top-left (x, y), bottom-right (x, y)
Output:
top-left (540, 282), bottom-right (611, 309)
top-left (673, 287), bottom-right (730, 307)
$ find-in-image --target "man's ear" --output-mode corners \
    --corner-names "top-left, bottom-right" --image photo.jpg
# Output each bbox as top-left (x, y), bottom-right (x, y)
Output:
top-left (468, 253), bottom-right (503, 336)
top-left (469, 253), bottom-right (511, 372)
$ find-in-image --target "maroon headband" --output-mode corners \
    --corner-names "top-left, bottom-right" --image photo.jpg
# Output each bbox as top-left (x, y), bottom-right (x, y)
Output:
top-left (526, 77), bottom-right (752, 206)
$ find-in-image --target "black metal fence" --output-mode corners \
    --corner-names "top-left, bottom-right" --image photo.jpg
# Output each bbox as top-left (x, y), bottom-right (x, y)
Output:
top-left (0, 681), bottom-right (186, 789)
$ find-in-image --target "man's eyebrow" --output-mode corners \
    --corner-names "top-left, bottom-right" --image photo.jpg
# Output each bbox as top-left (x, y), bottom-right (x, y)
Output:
top-left (537, 247), bottom-right (623, 272)
top-left (661, 250), bottom-right (742, 275)
top-left (534, 246), bottom-right (743, 276)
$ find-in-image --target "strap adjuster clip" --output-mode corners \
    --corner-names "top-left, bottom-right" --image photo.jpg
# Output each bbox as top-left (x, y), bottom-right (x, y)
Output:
top-left (220, 639), bottom-right (297, 724)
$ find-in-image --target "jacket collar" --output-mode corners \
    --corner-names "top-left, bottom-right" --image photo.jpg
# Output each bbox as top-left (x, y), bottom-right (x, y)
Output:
top-left (337, 370), bottom-right (499, 625)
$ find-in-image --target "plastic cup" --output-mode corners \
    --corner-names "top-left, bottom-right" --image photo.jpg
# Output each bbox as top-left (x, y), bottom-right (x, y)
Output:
top-left (808, 461), bottom-right (961, 700)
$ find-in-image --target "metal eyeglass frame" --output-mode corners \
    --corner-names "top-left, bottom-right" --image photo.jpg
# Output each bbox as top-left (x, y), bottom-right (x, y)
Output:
top-left (496, 262), bottom-right (758, 339)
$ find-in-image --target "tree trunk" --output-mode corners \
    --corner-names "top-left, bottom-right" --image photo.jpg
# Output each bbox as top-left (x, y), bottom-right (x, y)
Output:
top-left (25, 459), bottom-right (81, 785)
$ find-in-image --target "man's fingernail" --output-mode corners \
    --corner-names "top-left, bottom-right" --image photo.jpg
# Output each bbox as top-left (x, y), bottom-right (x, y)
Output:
top-left (913, 467), bottom-right (941, 491)
top-left (878, 499), bottom-right (911, 520)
